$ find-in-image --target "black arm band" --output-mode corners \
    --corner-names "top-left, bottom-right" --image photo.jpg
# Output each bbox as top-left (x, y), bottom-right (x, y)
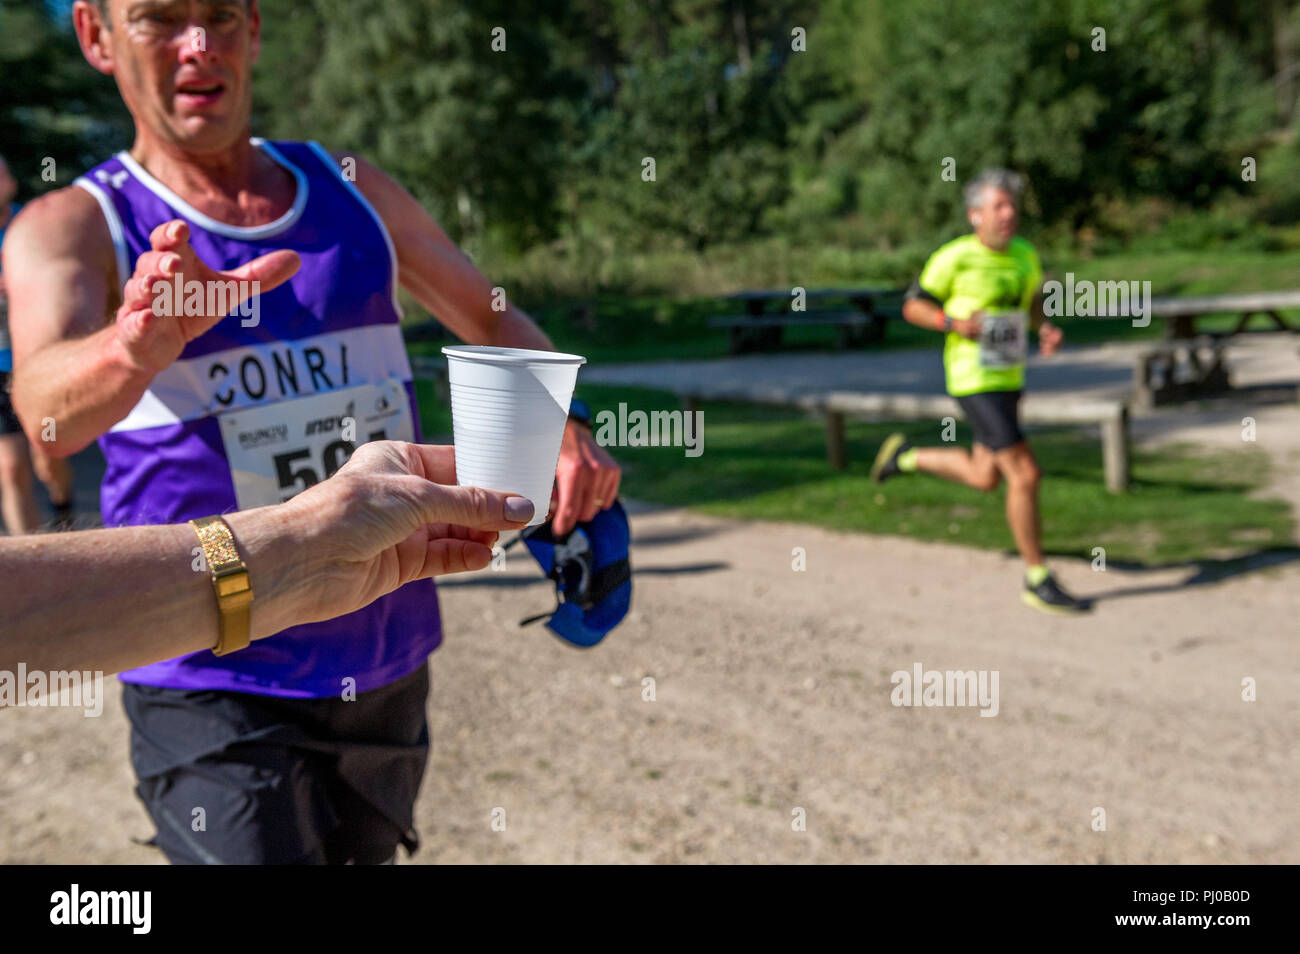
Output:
top-left (905, 279), bottom-right (943, 308)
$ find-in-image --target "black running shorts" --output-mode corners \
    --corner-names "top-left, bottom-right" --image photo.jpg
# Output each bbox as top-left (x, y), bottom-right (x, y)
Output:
top-left (121, 660), bottom-right (430, 865)
top-left (954, 389), bottom-right (1024, 451)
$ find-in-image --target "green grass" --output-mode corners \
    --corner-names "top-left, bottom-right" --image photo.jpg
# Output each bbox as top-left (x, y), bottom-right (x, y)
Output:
top-left (404, 245), bottom-right (1300, 365)
top-left (415, 377), bottom-right (452, 440)
top-left (409, 241), bottom-right (1298, 564)
top-left (528, 384), bottom-right (1292, 566)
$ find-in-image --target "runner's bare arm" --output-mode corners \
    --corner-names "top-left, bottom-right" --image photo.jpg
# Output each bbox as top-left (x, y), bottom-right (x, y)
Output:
top-left (902, 296), bottom-right (945, 331)
top-left (903, 293), bottom-right (979, 339)
top-left (338, 152), bottom-right (554, 351)
top-left (7, 196), bottom-right (299, 458)
top-left (1029, 289), bottom-right (1045, 330)
top-left (340, 152), bottom-right (622, 533)
top-left (3, 188), bottom-right (153, 456)
top-left (1031, 289), bottom-right (1063, 354)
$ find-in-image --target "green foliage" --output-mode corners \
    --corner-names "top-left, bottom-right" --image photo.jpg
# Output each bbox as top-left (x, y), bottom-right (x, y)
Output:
top-left (789, 0), bottom-right (1281, 247)
top-left (8, 0), bottom-right (1300, 298)
top-left (255, 0), bottom-right (581, 253)
top-left (0, 4), bottom-right (131, 196)
top-left (579, 35), bottom-right (794, 250)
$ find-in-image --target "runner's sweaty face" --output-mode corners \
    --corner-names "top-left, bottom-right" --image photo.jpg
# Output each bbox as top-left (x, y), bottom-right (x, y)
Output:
top-left (969, 186), bottom-right (1019, 251)
top-left (78, 0), bottom-right (260, 153)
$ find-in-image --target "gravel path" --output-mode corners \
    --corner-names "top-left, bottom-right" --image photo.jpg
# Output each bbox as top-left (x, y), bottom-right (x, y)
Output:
top-left (3, 340), bottom-right (1297, 863)
top-left (3, 499), bottom-right (1296, 864)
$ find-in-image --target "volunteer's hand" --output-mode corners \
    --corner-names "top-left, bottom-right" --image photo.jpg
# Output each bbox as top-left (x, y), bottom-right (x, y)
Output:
top-left (551, 419), bottom-right (621, 535)
top-left (1038, 320), bottom-right (1064, 356)
top-left (953, 311), bottom-right (983, 340)
top-left (271, 441), bottom-right (534, 628)
top-left (114, 219), bottom-right (300, 373)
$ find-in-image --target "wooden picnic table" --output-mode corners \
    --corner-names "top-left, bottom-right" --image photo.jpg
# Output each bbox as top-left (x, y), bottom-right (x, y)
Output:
top-left (1134, 290), bottom-right (1300, 406)
top-left (709, 287), bottom-right (904, 354)
top-left (1151, 290), bottom-right (1300, 339)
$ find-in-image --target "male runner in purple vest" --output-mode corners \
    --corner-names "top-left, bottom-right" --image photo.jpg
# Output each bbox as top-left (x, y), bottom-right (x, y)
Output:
top-left (3, 0), bottom-right (620, 864)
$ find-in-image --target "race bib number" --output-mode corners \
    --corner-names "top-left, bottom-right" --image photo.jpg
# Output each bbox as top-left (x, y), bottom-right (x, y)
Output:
top-left (978, 311), bottom-right (1027, 369)
top-left (219, 378), bottom-right (414, 510)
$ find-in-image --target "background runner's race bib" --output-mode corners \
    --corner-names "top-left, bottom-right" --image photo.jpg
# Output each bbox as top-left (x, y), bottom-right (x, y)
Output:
top-left (220, 378), bottom-right (414, 510)
top-left (978, 310), bottom-right (1028, 369)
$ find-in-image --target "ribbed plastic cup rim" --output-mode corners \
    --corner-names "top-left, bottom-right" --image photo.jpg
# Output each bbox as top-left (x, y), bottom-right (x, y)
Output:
top-left (442, 345), bottom-right (586, 365)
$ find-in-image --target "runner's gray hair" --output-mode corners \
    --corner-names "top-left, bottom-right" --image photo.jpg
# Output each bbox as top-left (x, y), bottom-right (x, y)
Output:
top-left (964, 168), bottom-right (1023, 210)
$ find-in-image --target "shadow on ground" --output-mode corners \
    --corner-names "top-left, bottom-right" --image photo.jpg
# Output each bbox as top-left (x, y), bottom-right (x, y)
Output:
top-left (1083, 546), bottom-right (1300, 602)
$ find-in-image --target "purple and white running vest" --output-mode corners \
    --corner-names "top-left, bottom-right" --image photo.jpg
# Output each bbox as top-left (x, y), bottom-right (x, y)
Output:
top-left (74, 139), bottom-right (441, 698)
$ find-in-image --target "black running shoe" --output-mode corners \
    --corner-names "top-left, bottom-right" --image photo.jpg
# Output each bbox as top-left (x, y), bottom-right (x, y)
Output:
top-left (870, 433), bottom-right (911, 484)
top-left (1021, 573), bottom-right (1092, 615)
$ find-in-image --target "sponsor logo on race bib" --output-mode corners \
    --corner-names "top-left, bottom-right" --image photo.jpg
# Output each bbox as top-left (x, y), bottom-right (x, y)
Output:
top-left (219, 378), bottom-right (413, 510)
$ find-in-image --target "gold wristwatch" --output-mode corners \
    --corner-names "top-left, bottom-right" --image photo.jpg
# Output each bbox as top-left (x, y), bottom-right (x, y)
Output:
top-left (190, 515), bottom-right (253, 656)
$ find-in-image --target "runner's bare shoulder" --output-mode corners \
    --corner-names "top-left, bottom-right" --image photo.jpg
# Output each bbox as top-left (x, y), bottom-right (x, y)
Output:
top-left (2, 185), bottom-right (119, 337)
top-left (4, 186), bottom-right (115, 275)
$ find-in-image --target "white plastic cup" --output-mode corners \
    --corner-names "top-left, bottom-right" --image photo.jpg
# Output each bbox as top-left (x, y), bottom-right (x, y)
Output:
top-left (441, 345), bottom-right (587, 527)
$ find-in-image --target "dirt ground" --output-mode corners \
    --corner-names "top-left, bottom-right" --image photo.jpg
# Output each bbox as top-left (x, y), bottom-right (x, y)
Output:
top-left (4, 403), bottom-right (1299, 864)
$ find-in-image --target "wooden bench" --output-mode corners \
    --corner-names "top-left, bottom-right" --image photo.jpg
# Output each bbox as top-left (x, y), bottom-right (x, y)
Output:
top-left (678, 386), bottom-right (1131, 493)
top-left (708, 309), bottom-right (886, 352)
top-left (708, 287), bottom-right (903, 354)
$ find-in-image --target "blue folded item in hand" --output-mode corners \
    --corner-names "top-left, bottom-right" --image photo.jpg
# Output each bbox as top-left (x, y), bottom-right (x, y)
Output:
top-left (512, 499), bottom-right (632, 648)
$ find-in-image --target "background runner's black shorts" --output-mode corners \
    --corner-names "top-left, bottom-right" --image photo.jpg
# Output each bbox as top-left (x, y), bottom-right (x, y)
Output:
top-left (122, 660), bottom-right (430, 865)
top-left (954, 390), bottom-right (1024, 451)
top-left (0, 372), bottom-right (22, 435)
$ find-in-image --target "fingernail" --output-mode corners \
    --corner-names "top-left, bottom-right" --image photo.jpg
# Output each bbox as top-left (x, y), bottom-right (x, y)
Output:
top-left (504, 497), bottom-right (534, 522)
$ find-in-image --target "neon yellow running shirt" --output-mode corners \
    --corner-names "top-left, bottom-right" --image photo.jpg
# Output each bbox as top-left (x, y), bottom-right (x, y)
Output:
top-left (916, 234), bottom-right (1042, 396)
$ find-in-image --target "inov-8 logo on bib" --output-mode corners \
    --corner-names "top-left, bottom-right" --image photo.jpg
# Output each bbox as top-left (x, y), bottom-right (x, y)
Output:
top-left (220, 377), bottom-right (413, 509)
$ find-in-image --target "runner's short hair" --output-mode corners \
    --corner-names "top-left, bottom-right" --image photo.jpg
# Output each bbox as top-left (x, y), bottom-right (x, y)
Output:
top-left (964, 168), bottom-right (1023, 210)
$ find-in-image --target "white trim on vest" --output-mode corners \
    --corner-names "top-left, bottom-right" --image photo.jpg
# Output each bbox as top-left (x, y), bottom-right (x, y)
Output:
top-left (115, 139), bottom-right (309, 240)
top-left (109, 323), bottom-right (413, 432)
top-left (72, 176), bottom-right (130, 295)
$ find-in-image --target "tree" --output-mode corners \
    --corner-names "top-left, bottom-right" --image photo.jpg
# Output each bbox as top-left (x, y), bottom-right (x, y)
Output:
top-left (254, 0), bottom-right (582, 253)
top-left (0, 2), bottom-right (131, 197)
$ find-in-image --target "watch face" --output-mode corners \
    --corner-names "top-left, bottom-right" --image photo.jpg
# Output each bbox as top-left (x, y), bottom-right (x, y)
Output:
top-left (195, 521), bottom-right (241, 568)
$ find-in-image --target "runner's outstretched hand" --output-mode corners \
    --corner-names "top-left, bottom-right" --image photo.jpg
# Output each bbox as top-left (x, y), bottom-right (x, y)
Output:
top-left (114, 219), bottom-right (300, 373)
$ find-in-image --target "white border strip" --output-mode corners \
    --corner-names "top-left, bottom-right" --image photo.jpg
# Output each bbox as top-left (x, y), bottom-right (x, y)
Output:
top-left (72, 176), bottom-right (130, 294)
top-left (306, 141), bottom-right (404, 319)
top-left (109, 323), bottom-right (413, 431)
top-left (115, 138), bottom-right (308, 240)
